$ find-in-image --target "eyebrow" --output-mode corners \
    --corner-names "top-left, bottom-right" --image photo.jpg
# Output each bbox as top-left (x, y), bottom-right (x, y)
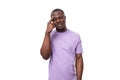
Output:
top-left (56, 16), bottom-right (64, 18)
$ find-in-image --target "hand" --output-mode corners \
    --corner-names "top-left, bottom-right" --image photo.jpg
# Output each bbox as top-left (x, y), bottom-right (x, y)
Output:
top-left (46, 18), bottom-right (55, 33)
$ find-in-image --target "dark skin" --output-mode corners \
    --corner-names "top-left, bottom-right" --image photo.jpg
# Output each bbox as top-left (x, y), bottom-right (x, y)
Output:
top-left (40, 10), bottom-right (83, 80)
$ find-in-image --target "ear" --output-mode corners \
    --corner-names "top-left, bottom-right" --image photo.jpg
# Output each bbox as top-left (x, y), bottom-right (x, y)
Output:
top-left (64, 16), bottom-right (66, 20)
top-left (64, 16), bottom-right (66, 18)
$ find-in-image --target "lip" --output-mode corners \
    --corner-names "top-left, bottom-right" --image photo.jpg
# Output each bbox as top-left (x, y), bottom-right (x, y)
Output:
top-left (58, 24), bottom-right (62, 26)
top-left (57, 23), bottom-right (62, 25)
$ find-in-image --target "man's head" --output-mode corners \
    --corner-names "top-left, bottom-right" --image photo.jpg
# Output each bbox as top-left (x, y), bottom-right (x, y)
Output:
top-left (51, 8), bottom-right (66, 31)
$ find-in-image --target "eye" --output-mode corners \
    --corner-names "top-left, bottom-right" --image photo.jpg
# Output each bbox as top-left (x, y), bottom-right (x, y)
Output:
top-left (53, 16), bottom-right (64, 21)
top-left (59, 17), bottom-right (64, 19)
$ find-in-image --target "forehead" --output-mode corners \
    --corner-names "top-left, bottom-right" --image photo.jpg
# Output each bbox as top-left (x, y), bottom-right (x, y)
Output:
top-left (51, 11), bottom-right (64, 18)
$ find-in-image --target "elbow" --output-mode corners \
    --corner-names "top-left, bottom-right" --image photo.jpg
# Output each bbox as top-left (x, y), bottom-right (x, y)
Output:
top-left (41, 54), bottom-right (50, 60)
top-left (40, 49), bottom-right (50, 60)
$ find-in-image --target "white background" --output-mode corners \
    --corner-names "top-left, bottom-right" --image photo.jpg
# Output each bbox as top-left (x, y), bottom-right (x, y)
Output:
top-left (0, 0), bottom-right (120, 80)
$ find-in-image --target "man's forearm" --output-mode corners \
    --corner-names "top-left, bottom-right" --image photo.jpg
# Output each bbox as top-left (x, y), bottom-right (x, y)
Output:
top-left (76, 55), bottom-right (83, 80)
top-left (40, 32), bottom-right (52, 60)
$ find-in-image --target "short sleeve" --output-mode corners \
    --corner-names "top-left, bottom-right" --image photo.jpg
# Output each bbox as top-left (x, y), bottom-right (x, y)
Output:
top-left (75, 35), bottom-right (83, 54)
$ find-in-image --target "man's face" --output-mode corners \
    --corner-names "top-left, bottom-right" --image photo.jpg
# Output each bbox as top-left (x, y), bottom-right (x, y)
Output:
top-left (51, 11), bottom-right (66, 30)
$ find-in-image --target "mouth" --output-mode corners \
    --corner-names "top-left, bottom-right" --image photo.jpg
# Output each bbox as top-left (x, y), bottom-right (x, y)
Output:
top-left (58, 23), bottom-right (62, 27)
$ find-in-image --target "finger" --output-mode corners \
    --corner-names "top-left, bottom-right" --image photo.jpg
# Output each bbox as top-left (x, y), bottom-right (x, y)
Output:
top-left (50, 20), bottom-right (53, 24)
top-left (49, 18), bottom-right (54, 24)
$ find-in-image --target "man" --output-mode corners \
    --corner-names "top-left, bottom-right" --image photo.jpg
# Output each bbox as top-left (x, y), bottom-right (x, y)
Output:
top-left (40, 8), bottom-right (83, 80)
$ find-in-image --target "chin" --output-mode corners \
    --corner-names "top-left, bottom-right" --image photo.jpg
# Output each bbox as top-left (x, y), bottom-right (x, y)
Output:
top-left (56, 27), bottom-right (64, 30)
top-left (56, 27), bottom-right (66, 31)
top-left (56, 25), bottom-right (65, 29)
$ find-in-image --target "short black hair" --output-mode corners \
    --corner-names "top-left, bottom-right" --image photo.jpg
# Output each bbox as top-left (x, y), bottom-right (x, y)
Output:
top-left (51, 8), bottom-right (65, 16)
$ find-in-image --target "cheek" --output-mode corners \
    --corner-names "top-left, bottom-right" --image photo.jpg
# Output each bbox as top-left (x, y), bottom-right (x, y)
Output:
top-left (62, 20), bottom-right (65, 24)
top-left (61, 19), bottom-right (64, 21)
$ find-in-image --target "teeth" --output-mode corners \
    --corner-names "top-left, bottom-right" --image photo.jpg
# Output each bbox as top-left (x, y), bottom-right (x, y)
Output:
top-left (58, 24), bottom-right (61, 26)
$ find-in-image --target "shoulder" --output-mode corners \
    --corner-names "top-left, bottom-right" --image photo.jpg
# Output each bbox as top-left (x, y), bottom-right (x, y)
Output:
top-left (50, 30), bottom-right (56, 39)
top-left (68, 29), bottom-right (80, 38)
top-left (50, 30), bottom-right (56, 35)
top-left (68, 29), bottom-right (82, 43)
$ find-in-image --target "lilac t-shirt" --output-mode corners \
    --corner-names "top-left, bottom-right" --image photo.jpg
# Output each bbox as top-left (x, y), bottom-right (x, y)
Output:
top-left (49, 29), bottom-right (83, 80)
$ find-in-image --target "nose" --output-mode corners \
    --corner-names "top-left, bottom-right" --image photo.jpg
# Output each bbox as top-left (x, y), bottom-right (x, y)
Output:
top-left (56, 18), bottom-right (61, 23)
